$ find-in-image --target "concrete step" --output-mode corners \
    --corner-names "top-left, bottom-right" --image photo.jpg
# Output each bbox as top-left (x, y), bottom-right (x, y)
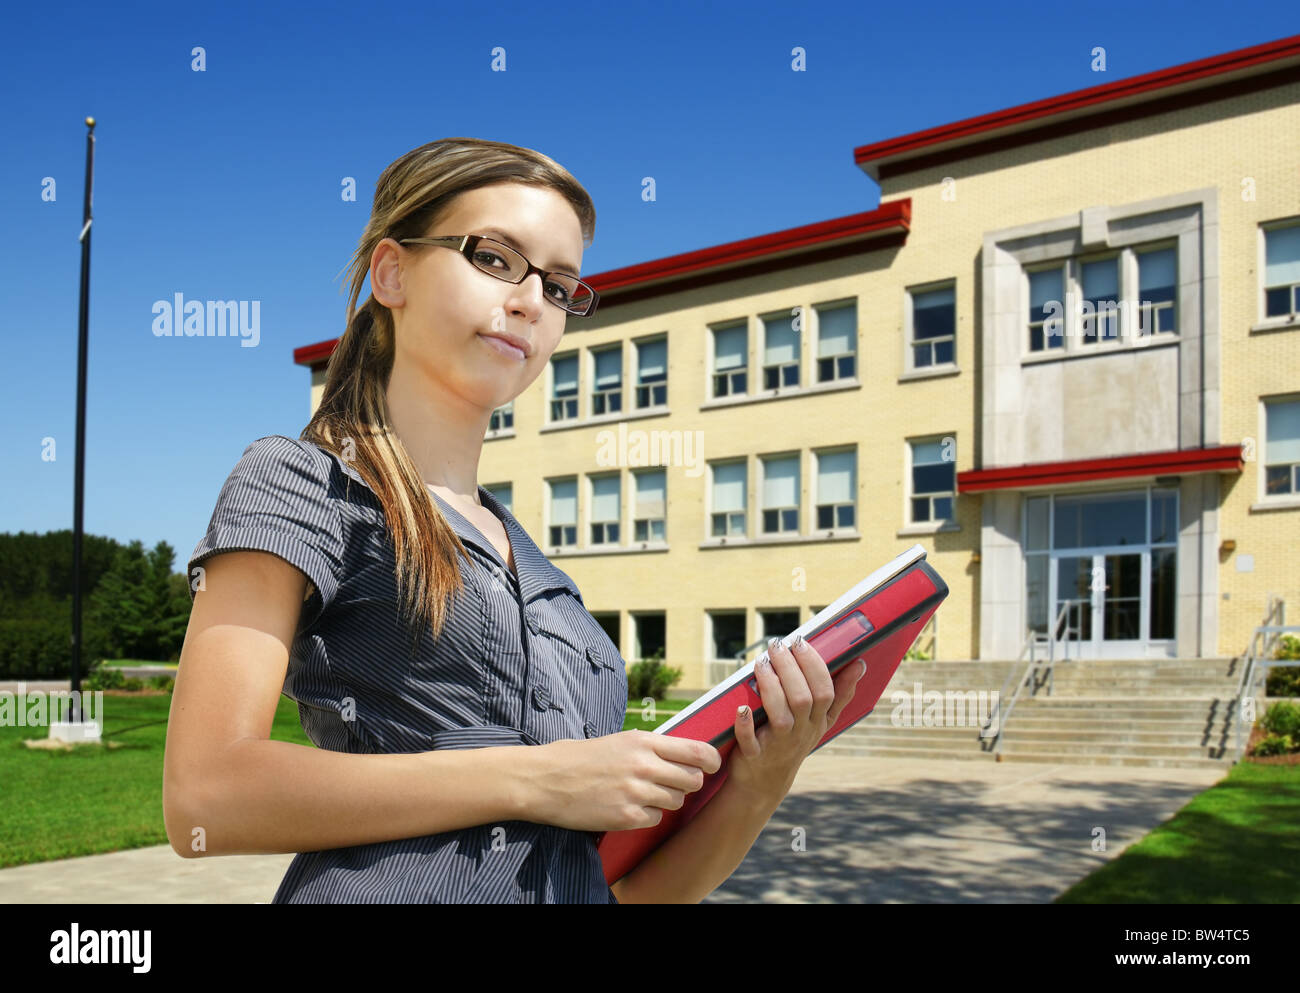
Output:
top-left (1003, 729), bottom-right (1233, 746)
top-left (817, 743), bottom-right (998, 761)
top-left (994, 751), bottom-right (1233, 770)
top-left (998, 739), bottom-right (1227, 758)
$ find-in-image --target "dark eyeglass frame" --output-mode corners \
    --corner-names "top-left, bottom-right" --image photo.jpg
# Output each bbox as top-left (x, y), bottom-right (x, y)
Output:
top-left (397, 234), bottom-right (599, 317)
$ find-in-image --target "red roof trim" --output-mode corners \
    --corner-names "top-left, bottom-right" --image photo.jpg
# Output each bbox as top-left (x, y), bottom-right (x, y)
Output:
top-left (855, 34), bottom-right (1300, 181)
top-left (956, 446), bottom-right (1244, 493)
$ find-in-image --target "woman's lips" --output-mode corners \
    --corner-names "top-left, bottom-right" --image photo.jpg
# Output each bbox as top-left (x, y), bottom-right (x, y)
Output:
top-left (478, 333), bottom-right (526, 361)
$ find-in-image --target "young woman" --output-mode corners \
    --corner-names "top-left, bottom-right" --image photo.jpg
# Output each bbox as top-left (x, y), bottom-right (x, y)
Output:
top-left (163, 137), bottom-right (868, 904)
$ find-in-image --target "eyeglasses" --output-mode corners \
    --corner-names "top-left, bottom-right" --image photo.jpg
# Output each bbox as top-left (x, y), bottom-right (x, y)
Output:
top-left (398, 234), bottom-right (599, 317)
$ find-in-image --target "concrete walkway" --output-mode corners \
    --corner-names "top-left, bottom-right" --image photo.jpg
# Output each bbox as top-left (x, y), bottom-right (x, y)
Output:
top-left (0, 755), bottom-right (1225, 903)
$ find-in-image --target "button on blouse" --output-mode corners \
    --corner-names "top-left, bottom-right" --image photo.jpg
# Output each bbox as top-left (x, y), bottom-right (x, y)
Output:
top-left (186, 434), bottom-right (628, 903)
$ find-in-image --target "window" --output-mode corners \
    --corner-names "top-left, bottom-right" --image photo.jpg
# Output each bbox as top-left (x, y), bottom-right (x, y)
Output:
top-left (592, 612), bottom-right (620, 653)
top-left (591, 345), bottom-right (622, 416)
top-left (712, 324), bottom-right (747, 397)
top-left (761, 609), bottom-right (800, 642)
top-left (709, 611), bottom-right (747, 660)
top-left (1080, 257), bottom-right (1120, 344)
top-left (485, 482), bottom-right (512, 514)
top-left (911, 286), bottom-right (955, 366)
top-left (761, 454), bottom-right (800, 534)
top-left (549, 353), bottom-right (579, 421)
top-left (590, 474), bottom-right (621, 545)
top-left (635, 337), bottom-right (668, 408)
top-left (633, 469), bottom-right (666, 543)
top-left (761, 312), bottom-right (799, 390)
top-left (815, 448), bottom-right (856, 530)
top-left (710, 461), bottom-right (747, 537)
top-left (1265, 398), bottom-right (1300, 496)
top-left (631, 612), bottom-right (666, 661)
top-left (816, 302), bottom-right (857, 382)
top-left (1027, 266), bottom-right (1065, 352)
top-left (1264, 223), bottom-right (1300, 319)
top-left (1136, 248), bottom-right (1177, 336)
top-left (910, 439), bottom-right (955, 523)
top-left (488, 402), bottom-right (513, 432)
top-left (547, 478), bottom-right (577, 547)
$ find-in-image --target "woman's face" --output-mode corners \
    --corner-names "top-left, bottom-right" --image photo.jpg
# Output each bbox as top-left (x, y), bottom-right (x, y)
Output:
top-left (373, 181), bottom-right (586, 418)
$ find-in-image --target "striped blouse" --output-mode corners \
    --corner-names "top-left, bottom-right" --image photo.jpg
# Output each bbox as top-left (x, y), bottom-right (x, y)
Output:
top-left (187, 434), bottom-right (627, 903)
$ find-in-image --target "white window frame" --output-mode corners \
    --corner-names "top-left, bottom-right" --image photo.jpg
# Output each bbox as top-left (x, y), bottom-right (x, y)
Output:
top-left (906, 282), bottom-right (957, 370)
top-left (759, 310), bottom-right (801, 393)
top-left (548, 352), bottom-right (580, 422)
top-left (813, 446), bottom-right (857, 533)
top-left (707, 609), bottom-right (747, 662)
top-left (487, 401), bottom-right (514, 434)
top-left (815, 300), bottom-right (858, 383)
top-left (710, 321), bottom-right (749, 398)
top-left (588, 472), bottom-right (622, 546)
top-left (590, 344), bottom-right (623, 417)
top-left (1260, 218), bottom-right (1300, 323)
top-left (709, 458), bottom-right (748, 539)
top-left (1261, 394), bottom-right (1300, 501)
top-left (759, 451), bottom-right (801, 536)
top-left (632, 468), bottom-right (667, 544)
top-left (484, 481), bottom-right (512, 514)
top-left (907, 436), bottom-right (956, 525)
top-left (634, 335), bottom-right (669, 409)
top-left (546, 476), bottom-right (578, 548)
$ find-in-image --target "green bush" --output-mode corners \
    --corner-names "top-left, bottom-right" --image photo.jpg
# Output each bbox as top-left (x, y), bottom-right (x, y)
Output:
top-left (82, 664), bottom-right (126, 691)
top-left (1250, 733), bottom-right (1296, 757)
top-left (627, 648), bottom-right (682, 701)
top-left (147, 674), bottom-right (174, 691)
top-left (1261, 700), bottom-right (1300, 738)
top-left (1267, 635), bottom-right (1300, 697)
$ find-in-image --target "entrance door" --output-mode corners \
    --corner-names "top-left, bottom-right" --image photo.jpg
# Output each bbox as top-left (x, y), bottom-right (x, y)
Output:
top-left (1027, 487), bottom-right (1178, 660)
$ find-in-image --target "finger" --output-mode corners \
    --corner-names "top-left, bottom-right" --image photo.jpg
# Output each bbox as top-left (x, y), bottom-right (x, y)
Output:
top-left (826, 658), bottom-right (868, 727)
top-left (788, 634), bottom-right (836, 720)
top-left (753, 641), bottom-right (793, 732)
top-left (655, 733), bottom-right (722, 776)
top-left (765, 637), bottom-right (812, 725)
top-left (733, 704), bottom-right (760, 758)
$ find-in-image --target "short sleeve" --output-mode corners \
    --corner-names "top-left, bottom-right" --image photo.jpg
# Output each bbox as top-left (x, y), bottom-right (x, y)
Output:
top-left (187, 435), bottom-right (343, 630)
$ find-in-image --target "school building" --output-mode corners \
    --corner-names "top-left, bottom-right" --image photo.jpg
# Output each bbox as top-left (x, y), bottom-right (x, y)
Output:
top-left (295, 34), bottom-right (1300, 694)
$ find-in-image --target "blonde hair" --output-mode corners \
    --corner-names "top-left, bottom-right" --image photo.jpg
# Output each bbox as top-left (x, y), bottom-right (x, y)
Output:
top-left (302, 137), bottom-right (596, 657)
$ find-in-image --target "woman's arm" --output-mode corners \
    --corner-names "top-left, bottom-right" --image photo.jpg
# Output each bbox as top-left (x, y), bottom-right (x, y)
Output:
top-left (164, 550), bottom-right (533, 857)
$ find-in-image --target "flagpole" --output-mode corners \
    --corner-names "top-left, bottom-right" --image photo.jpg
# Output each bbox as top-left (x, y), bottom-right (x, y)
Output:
top-left (69, 116), bottom-right (95, 725)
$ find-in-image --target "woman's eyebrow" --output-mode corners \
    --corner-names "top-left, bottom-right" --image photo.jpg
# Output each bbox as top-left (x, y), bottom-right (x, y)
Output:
top-left (477, 227), bottom-right (580, 276)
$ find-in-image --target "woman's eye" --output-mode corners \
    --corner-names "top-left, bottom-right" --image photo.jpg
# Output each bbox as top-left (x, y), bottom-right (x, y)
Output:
top-left (474, 250), bottom-right (508, 268)
top-left (545, 281), bottom-right (572, 304)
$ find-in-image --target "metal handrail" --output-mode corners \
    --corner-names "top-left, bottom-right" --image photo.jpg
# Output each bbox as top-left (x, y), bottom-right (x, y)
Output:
top-left (984, 598), bottom-right (1084, 752)
top-left (1231, 595), bottom-right (1297, 762)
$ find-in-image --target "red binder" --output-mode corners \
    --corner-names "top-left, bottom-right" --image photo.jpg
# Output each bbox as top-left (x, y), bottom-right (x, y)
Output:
top-left (595, 543), bottom-right (949, 887)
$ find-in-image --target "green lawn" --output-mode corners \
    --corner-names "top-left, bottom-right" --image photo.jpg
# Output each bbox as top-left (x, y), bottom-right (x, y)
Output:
top-left (1055, 761), bottom-right (1300, 903)
top-left (0, 690), bottom-right (680, 869)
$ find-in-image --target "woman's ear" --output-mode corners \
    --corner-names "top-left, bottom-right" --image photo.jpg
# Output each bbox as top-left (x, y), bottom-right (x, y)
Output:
top-left (370, 239), bottom-right (408, 310)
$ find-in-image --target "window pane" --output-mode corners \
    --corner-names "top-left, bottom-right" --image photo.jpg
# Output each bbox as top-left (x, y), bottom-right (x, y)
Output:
top-left (913, 286), bottom-right (955, 341)
top-left (711, 613), bottom-right (746, 659)
top-left (591, 476), bottom-right (619, 521)
top-left (781, 508), bottom-right (797, 531)
top-left (1029, 268), bottom-right (1063, 320)
top-left (816, 304), bottom-right (856, 357)
top-left (635, 470), bottom-right (666, 518)
top-left (817, 505), bottom-right (832, 528)
top-left (762, 456), bottom-right (799, 507)
top-left (1025, 496), bottom-right (1049, 551)
top-left (637, 339), bottom-right (667, 379)
top-left (1265, 224), bottom-right (1300, 286)
top-left (912, 497), bottom-right (929, 521)
top-left (487, 483), bottom-right (512, 514)
top-left (836, 504), bottom-right (854, 527)
top-left (550, 479), bottom-right (576, 525)
top-left (552, 354), bottom-right (578, 394)
top-left (912, 439), bottom-right (946, 464)
top-left (763, 317), bottom-right (798, 364)
top-left (1052, 492), bottom-right (1146, 549)
top-left (1151, 489), bottom-right (1178, 544)
top-left (934, 339), bottom-right (954, 364)
top-left (817, 450), bottom-right (855, 504)
top-left (594, 347), bottom-right (621, 388)
top-left (713, 462), bottom-right (746, 512)
top-left (913, 462), bottom-right (953, 494)
top-left (1138, 248), bottom-right (1176, 303)
top-left (714, 325), bottom-right (746, 370)
top-left (1266, 399), bottom-right (1300, 463)
top-left (1150, 547), bottom-right (1177, 639)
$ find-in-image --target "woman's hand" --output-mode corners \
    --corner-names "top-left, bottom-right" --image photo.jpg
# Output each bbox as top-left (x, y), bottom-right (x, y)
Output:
top-left (725, 636), bottom-right (867, 805)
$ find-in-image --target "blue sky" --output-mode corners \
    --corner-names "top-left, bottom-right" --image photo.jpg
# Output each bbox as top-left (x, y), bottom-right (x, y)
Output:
top-left (1, 0), bottom-right (1294, 575)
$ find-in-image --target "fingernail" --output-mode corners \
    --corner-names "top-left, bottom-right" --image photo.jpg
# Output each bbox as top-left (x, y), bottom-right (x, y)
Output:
top-left (738, 705), bottom-right (749, 718)
top-left (792, 634), bottom-right (807, 649)
top-left (768, 637), bottom-right (782, 652)
top-left (757, 655), bottom-right (770, 669)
